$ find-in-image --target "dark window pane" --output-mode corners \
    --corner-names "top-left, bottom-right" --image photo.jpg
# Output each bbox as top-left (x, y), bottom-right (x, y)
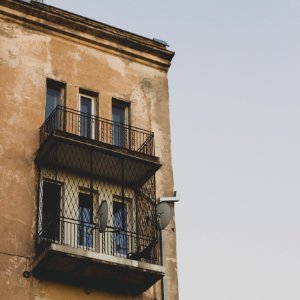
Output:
top-left (80, 96), bottom-right (92, 138)
top-left (45, 87), bottom-right (61, 119)
top-left (112, 106), bottom-right (125, 124)
top-left (80, 97), bottom-right (92, 114)
top-left (42, 182), bottom-right (61, 241)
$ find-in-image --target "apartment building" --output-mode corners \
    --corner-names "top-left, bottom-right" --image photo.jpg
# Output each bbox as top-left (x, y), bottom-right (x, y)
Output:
top-left (0, 0), bottom-right (178, 299)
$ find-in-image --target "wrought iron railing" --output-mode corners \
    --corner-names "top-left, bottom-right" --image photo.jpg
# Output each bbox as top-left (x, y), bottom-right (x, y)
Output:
top-left (36, 216), bottom-right (160, 265)
top-left (40, 105), bottom-right (155, 156)
top-left (36, 165), bottom-right (161, 265)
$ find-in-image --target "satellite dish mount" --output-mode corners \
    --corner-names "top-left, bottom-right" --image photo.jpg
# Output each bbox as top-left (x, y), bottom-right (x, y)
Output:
top-left (156, 191), bottom-right (180, 230)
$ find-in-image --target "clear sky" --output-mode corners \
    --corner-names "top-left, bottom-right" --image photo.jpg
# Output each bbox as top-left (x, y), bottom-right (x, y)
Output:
top-left (46, 1), bottom-right (300, 299)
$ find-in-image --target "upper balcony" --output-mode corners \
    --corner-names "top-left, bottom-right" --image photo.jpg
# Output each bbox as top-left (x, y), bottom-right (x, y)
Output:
top-left (35, 106), bottom-right (161, 187)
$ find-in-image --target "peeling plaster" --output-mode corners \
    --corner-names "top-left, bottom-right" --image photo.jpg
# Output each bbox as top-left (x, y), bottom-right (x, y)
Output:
top-left (106, 55), bottom-right (127, 78)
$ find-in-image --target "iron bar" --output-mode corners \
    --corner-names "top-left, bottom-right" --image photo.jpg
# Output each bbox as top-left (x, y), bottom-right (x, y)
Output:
top-left (39, 105), bottom-right (155, 156)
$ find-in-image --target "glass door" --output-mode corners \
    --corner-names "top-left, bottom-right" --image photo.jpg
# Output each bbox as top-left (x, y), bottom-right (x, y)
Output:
top-left (112, 105), bottom-right (125, 147)
top-left (45, 80), bottom-right (65, 131)
top-left (45, 87), bottom-right (61, 120)
top-left (78, 193), bottom-right (93, 248)
top-left (113, 201), bottom-right (127, 255)
top-left (80, 95), bottom-right (94, 138)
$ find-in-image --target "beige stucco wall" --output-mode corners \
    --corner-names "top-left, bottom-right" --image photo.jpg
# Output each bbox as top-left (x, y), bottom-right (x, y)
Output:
top-left (0, 7), bottom-right (178, 300)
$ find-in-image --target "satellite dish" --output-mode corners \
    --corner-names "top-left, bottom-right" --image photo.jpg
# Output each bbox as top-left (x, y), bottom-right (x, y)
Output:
top-left (156, 202), bottom-right (171, 230)
top-left (96, 200), bottom-right (108, 232)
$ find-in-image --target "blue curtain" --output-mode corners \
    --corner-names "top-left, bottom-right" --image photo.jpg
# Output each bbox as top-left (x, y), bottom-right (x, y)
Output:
top-left (113, 202), bottom-right (127, 255)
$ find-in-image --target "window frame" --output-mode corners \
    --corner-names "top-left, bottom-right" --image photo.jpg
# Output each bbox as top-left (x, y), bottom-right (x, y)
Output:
top-left (78, 93), bottom-right (95, 139)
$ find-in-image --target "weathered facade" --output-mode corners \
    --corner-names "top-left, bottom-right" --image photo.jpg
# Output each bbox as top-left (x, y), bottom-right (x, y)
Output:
top-left (0, 0), bottom-right (178, 299)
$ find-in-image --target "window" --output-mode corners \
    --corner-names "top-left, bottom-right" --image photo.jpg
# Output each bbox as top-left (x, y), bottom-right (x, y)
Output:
top-left (45, 79), bottom-right (65, 120)
top-left (79, 94), bottom-right (95, 138)
top-left (78, 192), bottom-right (93, 248)
top-left (42, 181), bottom-right (61, 241)
top-left (113, 200), bottom-right (127, 255)
top-left (112, 99), bottom-right (129, 147)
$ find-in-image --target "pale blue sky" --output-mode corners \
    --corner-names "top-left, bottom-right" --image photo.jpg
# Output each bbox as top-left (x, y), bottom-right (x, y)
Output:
top-left (46, 1), bottom-right (300, 299)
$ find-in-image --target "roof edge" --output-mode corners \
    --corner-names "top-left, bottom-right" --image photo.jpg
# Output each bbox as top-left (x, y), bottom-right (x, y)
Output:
top-left (0, 0), bottom-right (175, 69)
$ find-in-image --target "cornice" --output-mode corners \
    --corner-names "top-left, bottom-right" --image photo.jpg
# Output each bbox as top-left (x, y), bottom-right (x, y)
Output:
top-left (0, 0), bottom-right (175, 70)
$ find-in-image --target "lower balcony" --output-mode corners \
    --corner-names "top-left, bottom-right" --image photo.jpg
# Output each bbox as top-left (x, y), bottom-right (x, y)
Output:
top-left (32, 168), bottom-right (163, 294)
top-left (32, 220), bottom-right (164, 295)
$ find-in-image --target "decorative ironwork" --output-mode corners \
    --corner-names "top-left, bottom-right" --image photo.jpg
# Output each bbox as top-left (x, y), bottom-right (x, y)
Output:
top-left (39, 105), bottom-right (155, 156)
top-left (36, 168), bottom-right (160, 265)
top-left (36, 106), bottom-right (161, 266)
